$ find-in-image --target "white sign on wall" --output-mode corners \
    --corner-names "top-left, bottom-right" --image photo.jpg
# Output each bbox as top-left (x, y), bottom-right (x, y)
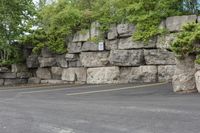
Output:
top-left (98, 42), bottom-right (104, 51)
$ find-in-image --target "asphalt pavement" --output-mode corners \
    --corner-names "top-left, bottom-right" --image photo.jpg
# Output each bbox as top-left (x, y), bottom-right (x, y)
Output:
top-left (0, 83), bottom-right (199, 133)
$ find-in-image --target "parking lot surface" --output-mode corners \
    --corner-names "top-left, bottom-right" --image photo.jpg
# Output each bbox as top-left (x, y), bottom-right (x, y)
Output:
top-left (0, 83), bottom-right (199, 133)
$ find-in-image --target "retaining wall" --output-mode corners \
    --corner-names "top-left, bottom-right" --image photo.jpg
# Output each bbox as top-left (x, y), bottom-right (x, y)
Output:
top-left (0, 15), bottom-right (198, 86)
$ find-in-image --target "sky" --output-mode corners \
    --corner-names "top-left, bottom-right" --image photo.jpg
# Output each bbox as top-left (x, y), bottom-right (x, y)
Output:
top-left (33, 0), bottom-right (54, 5)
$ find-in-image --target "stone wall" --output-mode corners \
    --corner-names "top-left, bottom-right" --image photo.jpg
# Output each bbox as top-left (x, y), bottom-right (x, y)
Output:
top-left (64, 21), bottom-right (177, 84)
top-left (1, 15), bottom-right (198, 86)
top-left (0, 64), bottom-right (31, 86)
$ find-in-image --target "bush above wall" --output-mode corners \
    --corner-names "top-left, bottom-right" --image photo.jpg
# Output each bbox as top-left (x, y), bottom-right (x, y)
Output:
top-left (20, 0), bottom-right (200, 54)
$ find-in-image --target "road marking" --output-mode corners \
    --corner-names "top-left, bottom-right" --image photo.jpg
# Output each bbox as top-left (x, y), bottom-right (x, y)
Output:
top-left (18, 84), bottom-right (112, 94)
top-left (0, 84), bottom-right (77, 92)
top-left (66, 82), bottom-right (168, 96)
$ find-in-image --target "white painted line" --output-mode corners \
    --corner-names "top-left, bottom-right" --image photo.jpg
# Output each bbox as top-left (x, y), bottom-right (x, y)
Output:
top-left (0, 84), bottom-right (76, 92)
top-left (66, 82), bottom-right (168, 96)
top-left (19, 84), bottom-right (112, 94)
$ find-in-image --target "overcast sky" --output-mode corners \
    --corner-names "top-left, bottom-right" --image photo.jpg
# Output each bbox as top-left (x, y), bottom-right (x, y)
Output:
top-left (33, 0), bottom-right (54, 5)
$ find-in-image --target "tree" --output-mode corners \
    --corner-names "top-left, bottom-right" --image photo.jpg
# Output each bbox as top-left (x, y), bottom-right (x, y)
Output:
top-left (0, 0), bottom-right (35, 65)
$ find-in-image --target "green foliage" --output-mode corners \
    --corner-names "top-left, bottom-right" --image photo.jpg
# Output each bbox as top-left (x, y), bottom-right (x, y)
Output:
top-left (20, 0), bottom-right (200, 54)
top-left (0, 0), bottom-right (35, 66)
top-left (171, 22), bottom-right (200, 59)
top-left (0, 42), bottom-right (23, 66)
top-left (91, 0), bottom-right (198, 41)
top-left (22, 0), bottom-right (90, 54)
top-left (88, 36), bottom-right (103, 44)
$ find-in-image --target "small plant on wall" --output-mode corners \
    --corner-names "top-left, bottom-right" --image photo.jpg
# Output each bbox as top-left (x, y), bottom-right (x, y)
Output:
top-left (171, 22), bottom-right (200, 61)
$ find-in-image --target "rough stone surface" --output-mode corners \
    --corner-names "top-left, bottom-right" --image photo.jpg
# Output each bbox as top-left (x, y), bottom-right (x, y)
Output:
top-left (144, 49), bottom-right (175, 65)
top-left (117, 24), bottom-right (135, 37)
top-left (158, 65), bottom-right (175, 82)
top-left (105, 39), bottom-right (118, 50)
top-left (4, 79), bottom-right (28, 86)
top-left (41, 80), bottom-right (68, 84)
top-left (0, 79), bottom-right (4, 85)
top-left (156, 34), bottom-right (176, 49)
top-left (17, 72), bottom-right (32, 79)
top-left (12, 64), bottom-right (28, 73)
top-left (195, 63), bottom-right (200, 70)
top-left (120, 66), bottom-right (157, 83)
top-left (56, 55), bottom-right (68, 68)
top-left (87, 67), bottom-right (120, 84)
top-left (118, 37), bottom-right (156, 49)
top-left (195, 71), bottom-right (200, 93)
top-left (108, 24), bottom-right (118, 40)
top-left (65, 54), bottom-right (78, 61)
top-left (82, 42), bottom-right (98, 52)
top-left (72, 30), bottom-right (90, 42)
top-left (36, 68), bottom-right (51, 80)
top-left (26, 54), bottom-right (39, 68)
top-left (68, 60), bottom-right (82, 67)
top-left (0, 67), bottom-right (9, 73)
top-left (62, 68), bottom-right (87, 83)
top-left (38, 57), bottom-right (57, 68)
top-left (166, 15), bottom-right (197, 32)
top-left (91, 22), bottom-right (102, 38)
top-left (68, 42), bottom-right (82, 54)
top-left (109, 50), bottom-right (144, 66)
top-left (28, 77), bottom-right (41, 84)
top-left (51, 67), bottom-right (63, 80)
top-left (80, 52), bottom-right (110, 67)
top-left (198, 16), bottom-right (200, 23)
top-left (172, 56), bottom-right (197, 93)
top-left (41, 47), bottom-right (54, 58)
top-left (0, 73), bottom-right (17, 79)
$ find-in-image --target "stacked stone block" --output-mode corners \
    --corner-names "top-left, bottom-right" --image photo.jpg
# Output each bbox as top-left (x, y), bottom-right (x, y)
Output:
top-left (0, 64), bottom-right (31, 86)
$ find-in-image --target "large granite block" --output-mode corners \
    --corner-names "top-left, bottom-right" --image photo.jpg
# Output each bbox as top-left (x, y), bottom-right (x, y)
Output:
top-left (56, 55), bottom-right (68, 68)
top-left (158, 65), bottom-right (175, 82)
top-left (36, 68), bottom-right (51, 80)
top-left (87, 67), bottom-right (120, 84)
top-left (68, 42), bottom-right (82, 54)
top-left (144, 49), bottom-right (175, 65)
top-left (82, 42), bottom-right (99, 52)
top-left (80, 52), bottom-right (110, 67)
top-left (62, 68), bottom-right (87, 83)
top-left (156, 34), bottom-right (176, 49)
top-left (109, 50), bottom-right (144, 66)
top-left (117, 23), bottom-right (135, 37)
top-left (38, 57), bottom-right (57, 68)
top-left (118, 37), bottom-right (156, 49)
top-left (26, 54), bottom-right (39, 68)
top-left (105, 39), bottom-right (118, 50)
top-left (120, 66), bottom-right (157, 83)
top-left (166, 15), bottom-right (197, 32)
top-left (51, 67), bottom-right (63, 80)
top-left (12, 64), bottom-right (28, 73)
top-left (173, 56), bottom-right (197, 93)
